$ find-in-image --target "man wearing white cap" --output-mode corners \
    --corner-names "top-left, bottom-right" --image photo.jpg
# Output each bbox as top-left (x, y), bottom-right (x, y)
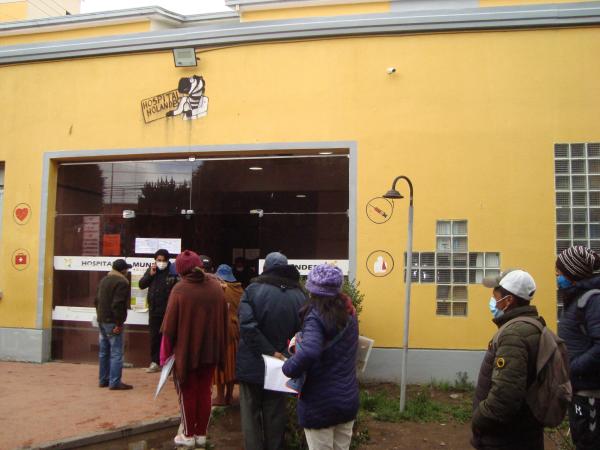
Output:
top-left (471, 269), bottom-right (546, 450)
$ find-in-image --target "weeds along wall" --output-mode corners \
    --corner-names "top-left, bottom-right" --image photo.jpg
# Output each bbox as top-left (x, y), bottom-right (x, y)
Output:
top-left (1, 24), bottom-right (600, 354)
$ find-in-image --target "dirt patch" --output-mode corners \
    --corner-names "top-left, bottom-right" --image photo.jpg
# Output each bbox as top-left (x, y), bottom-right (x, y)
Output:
top-left (206, 384), bottom-right (563, 450)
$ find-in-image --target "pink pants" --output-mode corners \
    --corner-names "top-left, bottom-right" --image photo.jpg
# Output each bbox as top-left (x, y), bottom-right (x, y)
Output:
top-left (174, 366), bottom-right (214, 437)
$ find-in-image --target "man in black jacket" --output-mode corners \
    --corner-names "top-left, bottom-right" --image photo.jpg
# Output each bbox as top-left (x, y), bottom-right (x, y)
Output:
top-left (94, 259), bottom-right (133, 390)
top-left (556, 246), bottom-right (600, 450)
top-left (138, 249), bottom-right (178, 373)
top-left (236, 252), bottom-right (307, 450)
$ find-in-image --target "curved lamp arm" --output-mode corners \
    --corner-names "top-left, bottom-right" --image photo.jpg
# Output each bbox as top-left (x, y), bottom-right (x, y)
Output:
top-left (390, 175), bottom-right (414, 206)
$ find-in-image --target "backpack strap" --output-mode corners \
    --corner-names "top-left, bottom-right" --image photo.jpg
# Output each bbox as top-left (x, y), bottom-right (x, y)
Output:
top-left (576, 289), bottom-right (600, 336)
top-left (492, 316), bottom-right (543, 348)
top-left (323, 319), bottom-right (351, 351)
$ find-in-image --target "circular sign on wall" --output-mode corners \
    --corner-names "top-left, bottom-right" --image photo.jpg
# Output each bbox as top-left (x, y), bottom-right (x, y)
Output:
top-left (366, 250), bottom-right (394, 277)
top-left (366, 197), bottom-right (393, 224)
top-left (11, 248), bottom-right (30, 271)
top-left (13, 203), bottom-right (32, 225)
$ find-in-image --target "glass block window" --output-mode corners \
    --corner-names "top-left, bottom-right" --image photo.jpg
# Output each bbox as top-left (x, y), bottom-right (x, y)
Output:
top-left (404, 219), bottom-right (500, 317)
top-left (554, 142), bottom-right (600, 317)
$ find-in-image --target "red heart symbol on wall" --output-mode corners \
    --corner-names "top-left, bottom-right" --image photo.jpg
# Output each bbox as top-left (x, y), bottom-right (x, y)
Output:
top-left (15, 208), bottom-right (29, 222)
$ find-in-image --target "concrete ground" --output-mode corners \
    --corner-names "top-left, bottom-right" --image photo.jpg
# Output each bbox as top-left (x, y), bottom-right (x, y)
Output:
top-left (0, 361), bottom-right (186, 450)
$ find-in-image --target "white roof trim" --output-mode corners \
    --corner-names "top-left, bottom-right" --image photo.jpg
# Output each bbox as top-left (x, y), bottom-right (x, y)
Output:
top-left (0, 6), bottom-right (238, 34)
top-left (1, 2), bottom-right (600, 64)
top-left (225, 0), bottom-right (384, 10)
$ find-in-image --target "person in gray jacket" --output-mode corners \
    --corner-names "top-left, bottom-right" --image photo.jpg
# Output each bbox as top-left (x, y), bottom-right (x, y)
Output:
top-left (236, 252), bottom-right (307, 450)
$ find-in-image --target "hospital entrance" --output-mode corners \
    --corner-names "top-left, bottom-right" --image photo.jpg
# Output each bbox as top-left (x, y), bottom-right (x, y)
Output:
top-left (51, 152), bottom-right (349, 365)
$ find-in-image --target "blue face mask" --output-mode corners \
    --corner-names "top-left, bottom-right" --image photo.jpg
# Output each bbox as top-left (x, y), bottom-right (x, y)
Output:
top-left (489, 297), bottom-right (504, 319)
top-left (557, 275), bottom-right (573, 289)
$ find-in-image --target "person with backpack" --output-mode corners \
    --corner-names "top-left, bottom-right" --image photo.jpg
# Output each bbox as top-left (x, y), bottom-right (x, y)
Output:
top-left (556, 246), bottom-right (600, 450)
top-left (472, 269), bottom-right (546, 450)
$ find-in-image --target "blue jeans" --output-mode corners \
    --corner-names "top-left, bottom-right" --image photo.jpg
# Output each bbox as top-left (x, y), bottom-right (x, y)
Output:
top-left (98, 322), bottom-right (124, 387)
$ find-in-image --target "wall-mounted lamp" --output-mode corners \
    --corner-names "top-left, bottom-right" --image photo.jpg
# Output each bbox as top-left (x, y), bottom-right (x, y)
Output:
top-left (387, 67), bottom-right (397, 75)
top-left (250, 209), bottom-right (264, 218)
top-left (181, 209), bottom-right (195, 219)
top-left (173, 48), bottom-right (199, 67)
top-left (122, 210), bottom-right (136, 219)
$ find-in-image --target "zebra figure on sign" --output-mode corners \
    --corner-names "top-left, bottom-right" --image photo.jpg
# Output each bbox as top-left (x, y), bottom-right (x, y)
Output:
top-left (167, 75), bottom-right (209, 120)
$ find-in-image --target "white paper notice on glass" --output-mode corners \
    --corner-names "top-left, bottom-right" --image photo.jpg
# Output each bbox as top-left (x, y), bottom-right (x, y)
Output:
top-left (262, 355), bottom-right (295, 394)
top-left (135, 238), bottom-right (181, 255)
top-left (154, 355), bottom-right (175, 399)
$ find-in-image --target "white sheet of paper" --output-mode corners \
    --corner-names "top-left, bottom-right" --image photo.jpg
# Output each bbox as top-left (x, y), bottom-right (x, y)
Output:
top-left (154, 355), bottom-right (175, 399)
top-left (135, 238), bottom-right (181, 255)
top-left (356, 336), bottom-right (375, 373)
top-left (262, 355), bottom-right (295, 393)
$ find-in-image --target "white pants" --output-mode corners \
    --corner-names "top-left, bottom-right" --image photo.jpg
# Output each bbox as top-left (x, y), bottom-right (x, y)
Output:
top-left (304, 420), bottom-right (354, 450)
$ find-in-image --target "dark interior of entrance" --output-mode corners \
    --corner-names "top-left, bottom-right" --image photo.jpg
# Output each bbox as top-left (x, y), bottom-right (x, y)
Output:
top-left (52, 154), bottom-right (349, 364)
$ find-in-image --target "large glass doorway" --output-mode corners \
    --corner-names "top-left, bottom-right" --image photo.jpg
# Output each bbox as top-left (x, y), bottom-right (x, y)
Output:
top-left (51, 154), bottom-right (349, 364)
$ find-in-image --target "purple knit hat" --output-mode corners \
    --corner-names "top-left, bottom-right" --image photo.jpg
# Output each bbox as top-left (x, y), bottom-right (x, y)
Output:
top-left (176, 250), bottom-right (202, 276)
top-left (306, 264), bottom-right (343, 297)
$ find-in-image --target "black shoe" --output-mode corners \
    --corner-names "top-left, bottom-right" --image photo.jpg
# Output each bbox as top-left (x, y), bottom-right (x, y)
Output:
top-left (109, 382), bottom-right (133, 390)
top-left (99, 382), bottom-right (109, 388)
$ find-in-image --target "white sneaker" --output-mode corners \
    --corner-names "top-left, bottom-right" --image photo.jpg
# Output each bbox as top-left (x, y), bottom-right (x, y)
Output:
top-left (145, 362), bottom-right (160, 373)
top-left (195, 435), bottom-right (207, 447)
top-left (173, 433), bottom-right (196, 448)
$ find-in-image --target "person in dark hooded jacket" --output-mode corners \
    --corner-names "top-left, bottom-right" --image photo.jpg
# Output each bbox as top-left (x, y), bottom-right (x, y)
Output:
top-left (236, 252), bottom-right (307, 450)
top-left (556, 246), bottom-right (600, 450)
top-left (138, 249), bottom-right (178, 373)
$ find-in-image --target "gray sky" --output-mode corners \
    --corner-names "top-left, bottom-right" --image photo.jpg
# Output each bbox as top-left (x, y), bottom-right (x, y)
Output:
top-left (80, 0), bottom-right (231, 15)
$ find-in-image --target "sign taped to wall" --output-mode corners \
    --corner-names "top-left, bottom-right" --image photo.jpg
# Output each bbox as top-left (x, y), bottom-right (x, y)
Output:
top-left (54, 256), bottom-right (175, 275)
top-left (258, 259), bottom-right (349, 276)
top-left (135, 238), bottom-right (181, 255)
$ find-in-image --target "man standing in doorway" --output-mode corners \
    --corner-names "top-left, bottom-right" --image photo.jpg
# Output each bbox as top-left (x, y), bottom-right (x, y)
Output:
top-left (139, 249), bottom-right (178, 373)
top-left (234, 256), bottom-right (254, 289)
top-left (236, 252), bottom-right (307, 450)
top-left (95, 258), bottom-right (133, 390)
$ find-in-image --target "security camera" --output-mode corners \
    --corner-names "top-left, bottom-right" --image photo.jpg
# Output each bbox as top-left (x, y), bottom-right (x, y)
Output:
top-left (387, 67), bottom-right (397, 74)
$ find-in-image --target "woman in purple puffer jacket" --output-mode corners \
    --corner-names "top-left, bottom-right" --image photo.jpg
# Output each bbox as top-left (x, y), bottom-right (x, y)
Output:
top-left (282, 264), bottom-right (359, 450)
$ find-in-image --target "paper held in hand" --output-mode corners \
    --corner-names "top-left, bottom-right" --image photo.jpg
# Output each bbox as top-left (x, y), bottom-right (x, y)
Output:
top-left (357, 335), bottom-right (374, 373)
top-left (262, 355), bottom-right (295, 394)
top-left (154, 355), bottom-right (175, 399)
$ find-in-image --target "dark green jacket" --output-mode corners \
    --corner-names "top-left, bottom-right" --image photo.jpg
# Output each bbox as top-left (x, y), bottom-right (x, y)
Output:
top-left (94, 270), bottom-right (130, 326)
top-left (471, 305), bottom-right (544, 450)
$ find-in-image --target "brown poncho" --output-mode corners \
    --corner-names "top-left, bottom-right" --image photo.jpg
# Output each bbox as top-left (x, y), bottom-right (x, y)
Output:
top-left (161, 270), bottom-right (228, 384)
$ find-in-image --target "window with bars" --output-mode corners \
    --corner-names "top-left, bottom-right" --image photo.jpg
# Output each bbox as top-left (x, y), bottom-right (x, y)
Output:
top-left (404, 220), bottom-right (501, 317)
top-left (554, 142), bottom-right (600, 317)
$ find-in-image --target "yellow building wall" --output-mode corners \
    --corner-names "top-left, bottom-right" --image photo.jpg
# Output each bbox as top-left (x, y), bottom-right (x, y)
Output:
top-left (1, 26), bottom-right (599, 349)
top-left (0, 21), bottom-right (151, 46)
top-left (241, 1), bottom-right (389, 21)
top-left (0, 1), bottom-right (26, 22)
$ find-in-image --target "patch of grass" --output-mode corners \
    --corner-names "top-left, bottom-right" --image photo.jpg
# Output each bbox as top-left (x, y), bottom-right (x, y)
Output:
top-left (210, 405), bottom-right (227, 421)
top-left (360, 386), bottom-right (472, 424)
top-left (430, 371), bottom-right (475, 393)
top-left (545, 419), bottom-right (575, 450)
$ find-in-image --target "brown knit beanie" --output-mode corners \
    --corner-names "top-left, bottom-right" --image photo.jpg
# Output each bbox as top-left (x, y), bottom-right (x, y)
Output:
top-left (175, 250), bottom-right (203, 276)
top-left (556, 245), bottom-right (600, 281)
